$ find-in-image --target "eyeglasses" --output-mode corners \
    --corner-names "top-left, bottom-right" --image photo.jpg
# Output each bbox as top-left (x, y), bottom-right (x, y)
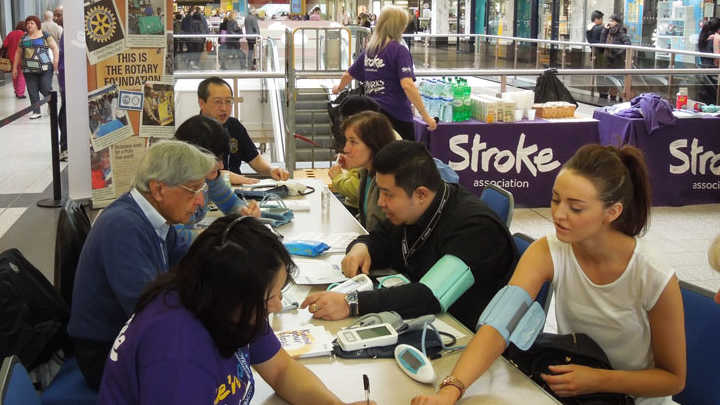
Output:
top-left (210, 98), bottom-right (234, 107)
top-left (178, 182), bottom-right (208, 196)
top-left (221, 215), bottom-right (253, 245)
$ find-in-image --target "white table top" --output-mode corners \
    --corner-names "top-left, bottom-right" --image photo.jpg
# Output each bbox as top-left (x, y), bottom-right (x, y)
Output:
top-left (238, 180), bottom-right (560, 404)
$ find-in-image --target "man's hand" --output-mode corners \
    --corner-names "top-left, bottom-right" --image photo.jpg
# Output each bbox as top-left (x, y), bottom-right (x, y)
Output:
top-left (300, 292), bottom-right (350, 320)
top-left (341, 243), bottom-right (371, 277)
top-left (240, 200), bottom-right (261, 218)
top-left (328, 164), bottom-right (343, 179)
top-left (541, 364), bottom-right (601, 397)
top-left (332, 85), bottom-right (342, 95)
top-left (270, 167), bottom-right (290, 181)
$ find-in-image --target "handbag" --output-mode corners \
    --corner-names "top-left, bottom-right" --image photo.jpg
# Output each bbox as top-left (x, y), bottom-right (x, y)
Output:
top-left (504, 333), bottom-right (635, 405)
top-left (0, 46), bottom-right (12, 72)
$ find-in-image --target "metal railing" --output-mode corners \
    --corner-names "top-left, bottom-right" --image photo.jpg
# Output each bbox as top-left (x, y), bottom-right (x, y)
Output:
top-left (176, 29), bottom-right (720, 172)
top-left (290, 27), bottom-right (353, 72)
top-left (174, 33), bottom-right (264, 71)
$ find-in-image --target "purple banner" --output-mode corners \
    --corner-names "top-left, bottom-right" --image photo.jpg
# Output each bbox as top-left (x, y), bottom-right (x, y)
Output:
top-left (415, 119), bottom-right (599, 207)
top-left (595, 110), bottom-right (720, 206)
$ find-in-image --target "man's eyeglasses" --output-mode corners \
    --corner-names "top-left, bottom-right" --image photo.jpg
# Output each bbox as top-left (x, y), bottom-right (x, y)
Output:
top-left (211, 98), bottom-right (234, 107)
top-left (178, 182), bottom-right (208, 196)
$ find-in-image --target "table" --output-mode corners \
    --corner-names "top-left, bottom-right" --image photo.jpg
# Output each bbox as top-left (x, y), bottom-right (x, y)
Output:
top-left (241, 180), bottom-right (560, 404)
top-left (594, 110), bottom-right (720, 206)
top-left (414, 118), bottom-right (600, 208)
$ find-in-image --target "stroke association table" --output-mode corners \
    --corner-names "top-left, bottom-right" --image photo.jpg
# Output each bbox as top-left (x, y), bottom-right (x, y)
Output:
top-left (241, 180), bottom-right (560, 404)
top-left (594, 110), bottom-right (720, 206)
top-left (414, 118), bottom-right (599, 208)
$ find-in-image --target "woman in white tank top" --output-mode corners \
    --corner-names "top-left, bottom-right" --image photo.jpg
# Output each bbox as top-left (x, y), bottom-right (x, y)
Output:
top-left (412, 145), bottom-right (686, 405)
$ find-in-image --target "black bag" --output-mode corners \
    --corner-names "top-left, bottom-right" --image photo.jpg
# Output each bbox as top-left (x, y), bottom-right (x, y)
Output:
top-left (505, 333), bottom-right (634, 405)
top-left (333, 329), bottom-right (445, 359)
top-left (534, 69), bottom-right (578, 106)
top-left (328, 86), bottom-right (365, 151)
top-left (0, 249), bottom-right (69, 370)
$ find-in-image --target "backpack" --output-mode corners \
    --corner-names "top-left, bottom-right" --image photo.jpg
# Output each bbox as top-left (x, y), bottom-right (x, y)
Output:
top-left (534, 69), bottom-right (578, 106)
top-left (0, 249), bottom-right (69, 370)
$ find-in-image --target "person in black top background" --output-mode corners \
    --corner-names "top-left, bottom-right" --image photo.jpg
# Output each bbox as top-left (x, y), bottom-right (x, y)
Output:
top-left (197, 77), bottom-right (290, 184)
top-left (301, 141), bottom-right (516, 330)
top-left (697, 18), bottom-right (720, 105)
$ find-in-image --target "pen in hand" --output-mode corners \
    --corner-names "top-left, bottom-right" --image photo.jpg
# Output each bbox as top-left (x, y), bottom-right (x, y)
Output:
top-left (363, 374), bottom-right (370, 405)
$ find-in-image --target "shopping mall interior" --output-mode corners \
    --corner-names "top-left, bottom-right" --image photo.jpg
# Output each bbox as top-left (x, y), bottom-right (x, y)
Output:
top-left (0, 0), bottom-right (719, 403)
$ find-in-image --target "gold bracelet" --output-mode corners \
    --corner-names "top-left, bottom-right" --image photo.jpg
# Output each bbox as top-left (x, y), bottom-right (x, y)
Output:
top-left (439, 375), bottom-right (466, 398)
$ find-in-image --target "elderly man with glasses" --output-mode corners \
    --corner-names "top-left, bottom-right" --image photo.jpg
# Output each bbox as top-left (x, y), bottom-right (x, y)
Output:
top-left (68, 140), bottom-right (218, 389)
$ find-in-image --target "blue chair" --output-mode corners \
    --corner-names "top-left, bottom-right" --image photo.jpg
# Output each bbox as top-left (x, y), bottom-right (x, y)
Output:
top-left (673, 281), bottom-right (720, 405)
top-left (512, 233), bottom-right (552, 312)
top-left (0, 355), bottom-right (42, 405)
top-left (480, 184), bottom-right (514, 228)
top-left (41, 357), bottom-right (97, 405)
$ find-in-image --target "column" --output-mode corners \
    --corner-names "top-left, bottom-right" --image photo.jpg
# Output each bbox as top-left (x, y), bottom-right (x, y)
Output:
top-left (431, 0), bottom-right (449, 45)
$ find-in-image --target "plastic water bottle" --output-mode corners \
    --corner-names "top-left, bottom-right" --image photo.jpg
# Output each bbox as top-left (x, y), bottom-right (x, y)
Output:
top-left (321, 186), bottom-right (330, 217)
top-left (462, 79), bottom-right (472, 121)
top-left (452, 79), bottom-right (463, 122)
top-left (440, 80), bottom-right (454, 122)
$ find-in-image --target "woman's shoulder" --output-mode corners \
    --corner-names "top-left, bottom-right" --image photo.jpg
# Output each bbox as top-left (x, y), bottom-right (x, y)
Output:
top-left (631, 239), bottom-right (675, 280)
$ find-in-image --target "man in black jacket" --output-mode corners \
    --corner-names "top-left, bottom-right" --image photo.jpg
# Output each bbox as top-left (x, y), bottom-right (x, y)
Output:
top-left (301, 141), bottom-right (516, 330)
top-left (586, 10), bottom-right (604, 44)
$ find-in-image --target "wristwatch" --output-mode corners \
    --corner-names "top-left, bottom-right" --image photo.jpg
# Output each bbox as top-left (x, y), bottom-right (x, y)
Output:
top-left (344, 291), bottom-right (359, 316)
top-left (439, 375), bottom-right (466, 398)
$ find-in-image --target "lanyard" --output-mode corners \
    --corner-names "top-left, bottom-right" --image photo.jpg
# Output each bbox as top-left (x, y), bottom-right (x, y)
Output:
top-left (401, 183), bottom-right (449, 268)
top-left (363, 176), bottom-right (372, 218)
top-left (234, 348), bottom-right (255, 404)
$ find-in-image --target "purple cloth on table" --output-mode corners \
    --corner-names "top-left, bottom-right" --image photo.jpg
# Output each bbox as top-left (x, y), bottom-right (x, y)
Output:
top-left (414, 118), bottom-right (600, 207)
top-left (594, 110), bottom-right (720, 206)
top-left (629, 93), bottom-right (677, 135)
top-left (615, 107), bottom-right (643, 119)
top-left (348, 41), bottom-right (416, 123)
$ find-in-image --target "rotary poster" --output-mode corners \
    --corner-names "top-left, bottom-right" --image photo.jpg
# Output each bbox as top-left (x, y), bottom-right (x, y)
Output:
top-left (84, 0), bottom-right (127, 64)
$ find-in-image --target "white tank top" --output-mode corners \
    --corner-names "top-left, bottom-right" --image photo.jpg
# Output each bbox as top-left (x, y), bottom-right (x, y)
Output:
top-left (547, 234), bottom-right (677, 405)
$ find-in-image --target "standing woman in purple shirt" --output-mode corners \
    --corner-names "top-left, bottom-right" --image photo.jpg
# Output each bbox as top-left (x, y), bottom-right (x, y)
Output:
top-left (332, 6), bottom-right (436, 141)
top-left (98, 215), bottom-right (372, 405)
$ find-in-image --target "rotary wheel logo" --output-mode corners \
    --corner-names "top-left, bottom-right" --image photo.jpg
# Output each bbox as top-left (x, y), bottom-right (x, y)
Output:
top-left (85, 5), bottom-right (117, 43)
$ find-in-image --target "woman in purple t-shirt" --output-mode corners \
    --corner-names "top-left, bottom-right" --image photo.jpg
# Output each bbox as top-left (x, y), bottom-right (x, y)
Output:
top-left (98, 215), bottom-right (372, 405)
top-left (333, 6), bottom-right (436, 141)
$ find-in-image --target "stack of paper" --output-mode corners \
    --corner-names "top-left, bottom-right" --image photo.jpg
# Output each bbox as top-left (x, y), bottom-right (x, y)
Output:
top-left (291, 257), bottom-right (348, 284)
top-left (275, 325), bottom-right (335, 358)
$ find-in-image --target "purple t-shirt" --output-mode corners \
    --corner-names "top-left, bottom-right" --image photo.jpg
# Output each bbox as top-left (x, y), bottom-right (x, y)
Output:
top-left (98, 292), bottom-right (281, 405)
top-left (348, 40), bottom-right (416, 122)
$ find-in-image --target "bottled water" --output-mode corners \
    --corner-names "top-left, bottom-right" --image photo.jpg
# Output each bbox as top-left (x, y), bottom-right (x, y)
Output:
top-left (452, 79), bottom-right (463, 122)
top-left (462, 79), bottom-right (472, 121)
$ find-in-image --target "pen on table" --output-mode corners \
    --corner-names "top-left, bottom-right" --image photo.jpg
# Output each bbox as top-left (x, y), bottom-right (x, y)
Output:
top-left (363, 374), bottom-right (370, 405)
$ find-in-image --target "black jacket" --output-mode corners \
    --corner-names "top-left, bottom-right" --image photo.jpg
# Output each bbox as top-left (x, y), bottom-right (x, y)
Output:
top-left (586, 24), bottom-right (604, 44)
top-left (350, 183), bottom-right (516, 330)
top-left (600, 25), bottom-right (631, 65)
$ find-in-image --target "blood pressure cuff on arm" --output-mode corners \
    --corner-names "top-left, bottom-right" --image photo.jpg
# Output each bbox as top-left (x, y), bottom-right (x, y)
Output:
top-left (419, 255), bottom-right (475, 312)
top-left (476, 285), bottom-right (545, 351)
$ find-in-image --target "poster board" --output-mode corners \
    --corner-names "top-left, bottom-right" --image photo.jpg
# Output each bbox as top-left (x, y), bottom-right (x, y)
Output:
top-left (85, 0), bottom-right (174, 208)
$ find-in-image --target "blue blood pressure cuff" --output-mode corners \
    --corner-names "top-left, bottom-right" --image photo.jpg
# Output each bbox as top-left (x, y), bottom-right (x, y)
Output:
top-left (419, 255), bottom-right (475, 312)
top-left (476, 285), bottom-right (545, 351)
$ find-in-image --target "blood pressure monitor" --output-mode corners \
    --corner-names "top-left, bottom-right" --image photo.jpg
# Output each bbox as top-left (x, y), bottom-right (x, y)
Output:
top-left (337, 323), bottom-right (398, 352)
top-left (394, 344), bottom-right (436, 383)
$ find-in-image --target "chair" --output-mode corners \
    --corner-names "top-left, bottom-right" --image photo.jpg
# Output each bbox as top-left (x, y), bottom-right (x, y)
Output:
top-left (0, 355), bottom-right (42, 405)
top-left (41, 357), bottom-right (97, 405)
top-left (480, 184), bottom-right (514, 228)
top-left (512, 233), bottom-right (552, 312)
top-left (672, 281), bottom-right (720, 405)
top-left (53, 200), bottom-right (91, 307)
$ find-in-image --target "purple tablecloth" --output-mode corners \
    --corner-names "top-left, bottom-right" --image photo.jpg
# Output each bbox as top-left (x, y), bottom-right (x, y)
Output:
top-left (594, 110), bottom-right (720, 206)
top-left (414, 118), bottom-right (599, 207)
